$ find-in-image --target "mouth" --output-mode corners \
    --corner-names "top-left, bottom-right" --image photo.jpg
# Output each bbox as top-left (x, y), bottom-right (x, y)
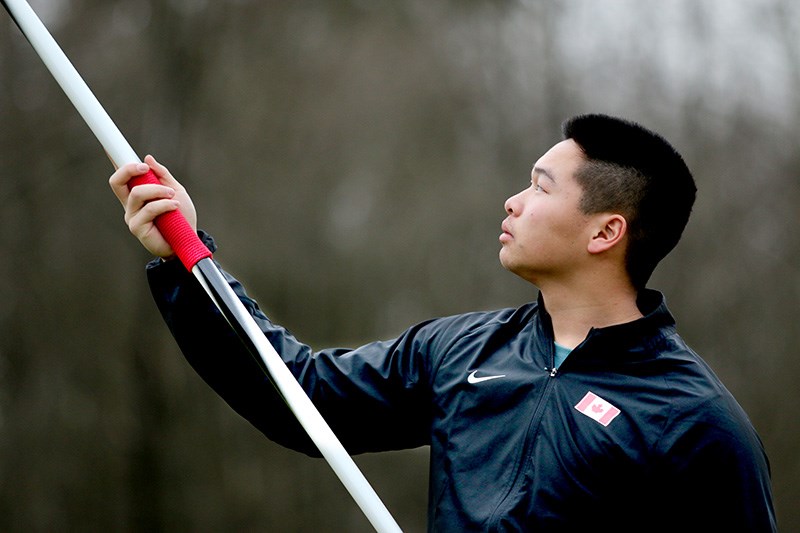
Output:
top-left (499, 220), bottom-right (513, 242)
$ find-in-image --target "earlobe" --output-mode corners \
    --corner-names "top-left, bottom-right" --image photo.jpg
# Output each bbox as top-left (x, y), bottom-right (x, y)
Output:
top-left (587, 214), bottom-right (627, 254)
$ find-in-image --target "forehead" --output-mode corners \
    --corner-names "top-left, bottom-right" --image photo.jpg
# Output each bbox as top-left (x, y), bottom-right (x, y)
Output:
top-left (533, 139), bottom-right (585, 179)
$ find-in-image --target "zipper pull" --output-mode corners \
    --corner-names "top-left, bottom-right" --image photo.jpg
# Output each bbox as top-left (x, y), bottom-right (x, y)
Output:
top-left (549, 367), bottom-right (558, 377)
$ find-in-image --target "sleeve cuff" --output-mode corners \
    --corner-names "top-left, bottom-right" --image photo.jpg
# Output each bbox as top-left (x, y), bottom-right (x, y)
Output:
top-left (146, 229), bottom-right (218, 270)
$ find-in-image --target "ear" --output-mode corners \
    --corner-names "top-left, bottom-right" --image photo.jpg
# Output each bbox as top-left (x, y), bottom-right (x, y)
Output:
top-left (587, 214), bottom-right (627, 254)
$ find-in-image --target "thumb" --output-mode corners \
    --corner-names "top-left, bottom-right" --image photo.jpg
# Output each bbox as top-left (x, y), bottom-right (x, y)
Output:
top-left (144, 154), bottom-right (182, 189)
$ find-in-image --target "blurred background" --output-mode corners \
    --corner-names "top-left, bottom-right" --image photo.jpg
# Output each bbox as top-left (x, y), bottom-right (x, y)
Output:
top-left (1, 0), bottom-right (798, 530)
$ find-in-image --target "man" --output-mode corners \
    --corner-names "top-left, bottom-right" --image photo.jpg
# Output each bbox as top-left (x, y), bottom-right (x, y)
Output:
top-left (110, 114), bottom-right (776, 531)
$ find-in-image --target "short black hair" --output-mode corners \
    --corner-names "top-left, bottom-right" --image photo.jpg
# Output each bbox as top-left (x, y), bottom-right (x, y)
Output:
top-left (562, 114), bottom-right (696, 289)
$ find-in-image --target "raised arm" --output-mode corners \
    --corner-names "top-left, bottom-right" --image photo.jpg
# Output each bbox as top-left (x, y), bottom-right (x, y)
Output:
top-left (146, 247), bottom-right (434, 456)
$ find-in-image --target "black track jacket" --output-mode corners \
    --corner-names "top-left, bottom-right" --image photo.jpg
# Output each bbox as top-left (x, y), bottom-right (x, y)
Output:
top-left (146, 234), bottom-right (776, 532)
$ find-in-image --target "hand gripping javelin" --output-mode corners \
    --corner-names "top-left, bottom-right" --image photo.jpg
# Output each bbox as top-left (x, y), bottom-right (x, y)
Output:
top-left (1, 1), bottom-right (402, 531)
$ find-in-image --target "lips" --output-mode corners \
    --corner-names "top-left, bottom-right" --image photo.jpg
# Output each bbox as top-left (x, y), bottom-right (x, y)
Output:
top-left (499, 220), bottom-right (513, 242)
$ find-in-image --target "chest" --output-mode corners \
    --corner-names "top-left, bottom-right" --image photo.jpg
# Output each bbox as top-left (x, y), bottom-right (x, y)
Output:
top-left (428, 351), bottom-right (669, 527)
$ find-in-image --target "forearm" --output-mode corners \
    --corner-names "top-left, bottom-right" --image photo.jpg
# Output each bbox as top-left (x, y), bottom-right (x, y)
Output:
top-left (146, 232), bottom-right (320, 455)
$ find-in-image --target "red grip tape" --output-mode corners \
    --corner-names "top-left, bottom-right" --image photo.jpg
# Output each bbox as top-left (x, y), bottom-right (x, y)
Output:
top-left (129, 169), bottom-right (212, 271)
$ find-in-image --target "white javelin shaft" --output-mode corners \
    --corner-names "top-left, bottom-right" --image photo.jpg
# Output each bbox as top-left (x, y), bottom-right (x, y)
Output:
top-left (192, 263), bottom-right (404, 532)
top-left (2, 1), bottom-right (402, 531)
top-left (2, 0), bottom-right (138, 167)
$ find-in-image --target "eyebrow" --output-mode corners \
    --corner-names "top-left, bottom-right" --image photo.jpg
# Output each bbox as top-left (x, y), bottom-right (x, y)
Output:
top-left (532, 166), bottom-right (556, 183)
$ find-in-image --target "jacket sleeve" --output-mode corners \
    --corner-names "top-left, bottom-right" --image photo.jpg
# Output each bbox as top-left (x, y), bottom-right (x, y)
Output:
top-left (146, 232), bottom-right (434, 457)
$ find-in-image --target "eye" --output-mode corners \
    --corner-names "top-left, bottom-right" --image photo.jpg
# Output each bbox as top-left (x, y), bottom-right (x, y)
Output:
top-left (529, 174), bottom-right (545, 193)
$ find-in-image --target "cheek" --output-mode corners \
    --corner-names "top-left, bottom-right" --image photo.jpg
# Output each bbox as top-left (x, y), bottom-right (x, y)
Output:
top-left (533, 208), bottom-right (586, 246)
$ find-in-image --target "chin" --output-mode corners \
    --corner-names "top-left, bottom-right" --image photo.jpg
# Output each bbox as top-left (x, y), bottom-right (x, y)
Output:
top-left (500, 256), bottom-right (539, 285)
top-left (499, 256), bottom-right (522, 277)
top-left (498, 250), bottom-right (512, 271)
top-left (499, 249), bottom-right (521, 271)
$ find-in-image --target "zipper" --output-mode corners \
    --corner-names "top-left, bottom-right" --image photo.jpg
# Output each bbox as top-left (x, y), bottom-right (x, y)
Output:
top-left (486, 367), bottom-right (558, 527)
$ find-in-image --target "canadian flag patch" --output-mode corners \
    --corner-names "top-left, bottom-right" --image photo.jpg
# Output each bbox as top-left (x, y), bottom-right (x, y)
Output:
top-left (574, 391), bottom-right (621, 427)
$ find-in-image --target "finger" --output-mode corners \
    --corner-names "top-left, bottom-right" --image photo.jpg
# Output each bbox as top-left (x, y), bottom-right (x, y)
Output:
top-left (126, 183), bottom-right (175, 211)
top-left (109, 161), bottom-right (151, 207)
top-left (144, 154), bottom-right (182, 190)
top-left (126, 197), bottom-right (181, 237)
top-left (125, 182), bottom-right (176, 215)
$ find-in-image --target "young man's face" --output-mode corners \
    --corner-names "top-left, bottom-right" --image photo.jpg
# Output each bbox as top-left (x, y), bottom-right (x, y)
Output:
top-left (499, 139), bottom-right (594, 285)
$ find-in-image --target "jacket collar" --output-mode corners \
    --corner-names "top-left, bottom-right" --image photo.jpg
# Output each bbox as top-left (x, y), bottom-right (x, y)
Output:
top-left (533, 289), bottom-right (677, 364)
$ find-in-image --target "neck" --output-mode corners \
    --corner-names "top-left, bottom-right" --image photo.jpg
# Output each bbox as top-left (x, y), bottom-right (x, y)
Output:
top-left (538, 278), bottom-right (643, 349)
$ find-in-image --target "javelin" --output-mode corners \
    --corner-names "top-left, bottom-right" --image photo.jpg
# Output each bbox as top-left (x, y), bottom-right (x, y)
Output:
top-left (1, 1), bottom-right (402, 531)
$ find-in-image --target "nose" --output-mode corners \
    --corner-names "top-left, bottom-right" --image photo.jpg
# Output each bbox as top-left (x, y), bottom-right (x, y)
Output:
top-left (504, 190), bottom-right (522, 215)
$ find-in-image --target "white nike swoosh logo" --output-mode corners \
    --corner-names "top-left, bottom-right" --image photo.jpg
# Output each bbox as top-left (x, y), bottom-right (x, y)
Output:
top-left (467, 370), bottom-right (506, 384)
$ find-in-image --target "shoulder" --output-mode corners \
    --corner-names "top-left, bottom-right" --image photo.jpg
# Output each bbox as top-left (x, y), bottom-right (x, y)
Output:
top-left (414, 302), bottom-right (540, 346)
top-left (650, 339), bottom-right (766, 461)
top-left (399, 302), bottom-right (540, 373)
